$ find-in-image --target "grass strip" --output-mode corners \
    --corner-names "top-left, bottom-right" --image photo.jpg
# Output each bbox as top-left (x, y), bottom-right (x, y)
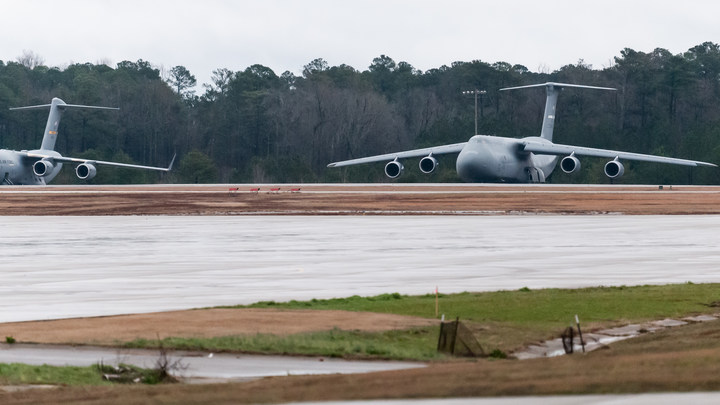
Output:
top-left (0, 362), bottom-right (178, 387)
top-left (125, 327), bottom-right (442, 361)
top-left (137, 283), bottom-right (720, 360)
top-left (0, 363), bottom-right (110, 386)
top-left (236, 283), bottom-right (720, 325)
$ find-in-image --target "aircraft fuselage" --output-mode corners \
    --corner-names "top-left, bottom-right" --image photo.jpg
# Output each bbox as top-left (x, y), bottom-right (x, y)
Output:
top-left (456, 135), bottom-right (558, 182)
top-left (0, 149), bottom-right (60, 185)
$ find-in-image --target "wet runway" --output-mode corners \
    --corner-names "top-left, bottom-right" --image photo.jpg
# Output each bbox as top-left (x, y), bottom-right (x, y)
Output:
top-left (1, 215), bottom-right (719, 323)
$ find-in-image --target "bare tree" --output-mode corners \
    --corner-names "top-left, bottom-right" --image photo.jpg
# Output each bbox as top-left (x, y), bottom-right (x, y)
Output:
top-left (17, 50), bottom-right (45, 69)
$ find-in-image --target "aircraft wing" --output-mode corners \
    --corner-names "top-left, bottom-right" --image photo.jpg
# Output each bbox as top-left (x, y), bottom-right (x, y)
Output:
top-left (22, 151), bottom-right (176, 172)
top-left (521, 141), bottom-right (717, 168)
top-left (327, 142), bottom-right (467, 168)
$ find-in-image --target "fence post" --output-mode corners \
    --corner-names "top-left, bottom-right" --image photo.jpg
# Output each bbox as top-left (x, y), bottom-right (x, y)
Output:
top-left (575, 314), bottom-right (586, 353)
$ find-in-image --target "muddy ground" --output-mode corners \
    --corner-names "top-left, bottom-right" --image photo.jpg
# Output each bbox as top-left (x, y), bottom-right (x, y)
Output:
top-left (2, 183), bottom-right (720, 215)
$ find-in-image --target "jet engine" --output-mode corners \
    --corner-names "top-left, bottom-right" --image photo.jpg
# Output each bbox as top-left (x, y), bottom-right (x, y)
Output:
top-left (384, 159), bottom-right (404, 179)
top-left (419, 155), bottom-right (438, 174)
top-left (604, 158), bottom-right (625, 179)
top-left (75, 163), bottom-right (97, 180)
top-left (33, 160), bottom-right (55, 177)
top-left (560, 154), bottom-right (581, 174)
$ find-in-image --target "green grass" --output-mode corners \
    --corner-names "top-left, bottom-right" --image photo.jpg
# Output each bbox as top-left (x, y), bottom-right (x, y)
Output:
top-left (236, 284), bottom-right (720, 325)
top-left (0, 363), bottom-right (111, 386)
top-left (126, 327), bottom-right (442, 361)
top-left (143, 283), bottom-right (720, 360)
top-left (0, 362), bottom-right (177, 387)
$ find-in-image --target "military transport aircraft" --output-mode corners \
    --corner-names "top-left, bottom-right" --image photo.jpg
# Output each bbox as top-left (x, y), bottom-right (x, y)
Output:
top-left (1, 98), bottom-right (174, 185)
top-left (327, 82), bottom-right (716, 182)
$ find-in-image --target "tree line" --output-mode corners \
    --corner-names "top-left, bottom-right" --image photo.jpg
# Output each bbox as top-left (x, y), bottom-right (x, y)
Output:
top-left (1, 43), bottom-right (720, 185)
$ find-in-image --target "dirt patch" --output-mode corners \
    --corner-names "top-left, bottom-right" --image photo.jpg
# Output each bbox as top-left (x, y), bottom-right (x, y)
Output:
top-left (0, 308), bottom-right (439, 346)
top-left (1, 184), bottom-right (720, 215)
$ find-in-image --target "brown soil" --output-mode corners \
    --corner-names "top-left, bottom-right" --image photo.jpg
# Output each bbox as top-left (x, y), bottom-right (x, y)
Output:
top-left (0, 308), bottom-right (438, 346)
top-left (1, 183), bottom-right (720, 215)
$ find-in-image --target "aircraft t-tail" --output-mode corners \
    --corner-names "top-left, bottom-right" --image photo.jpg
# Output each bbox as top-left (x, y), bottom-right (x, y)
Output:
top-left (327, 82), bottom-right (716, 182)
top-left (1, 98), bottom-right (174, 185)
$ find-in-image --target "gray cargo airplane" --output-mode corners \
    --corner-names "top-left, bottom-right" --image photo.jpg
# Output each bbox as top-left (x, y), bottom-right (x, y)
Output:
top-left (328, 82), bottom-right (716, 182)
top-left (1, 98), bottom-right (174, 185)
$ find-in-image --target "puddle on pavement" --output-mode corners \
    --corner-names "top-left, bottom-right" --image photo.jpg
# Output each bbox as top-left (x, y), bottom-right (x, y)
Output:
top-left (513, 314), bottom-right (719, 360)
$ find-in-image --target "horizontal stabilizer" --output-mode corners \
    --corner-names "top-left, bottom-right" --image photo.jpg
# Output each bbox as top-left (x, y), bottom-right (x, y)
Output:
top-left (10, 103), bottom-right (119, 111)
top-left (500, 82), bottom-right (616, 92)
top-left (500, 82), bottom-right (616, 141)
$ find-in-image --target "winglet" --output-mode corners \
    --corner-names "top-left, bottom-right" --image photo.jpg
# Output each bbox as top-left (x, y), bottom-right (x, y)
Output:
top-left (166, 154), bottom-right (177, 171)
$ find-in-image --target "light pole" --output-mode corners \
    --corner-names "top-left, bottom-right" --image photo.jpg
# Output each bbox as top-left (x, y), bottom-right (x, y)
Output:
top-left (462, 89), bottom-right (486, 135)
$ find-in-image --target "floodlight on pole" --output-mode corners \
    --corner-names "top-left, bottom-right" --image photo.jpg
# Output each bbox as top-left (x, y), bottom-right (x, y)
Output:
top-left (462, 89), bottom-right (486, 135)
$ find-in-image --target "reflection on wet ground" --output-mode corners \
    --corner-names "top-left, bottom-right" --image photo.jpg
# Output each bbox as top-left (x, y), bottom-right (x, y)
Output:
top-left (0, 343), bottom-right (424, 382)
top-left (514, 314), bottom-right (720, 359)
top-left (1, 215), bottom-right (719, 322)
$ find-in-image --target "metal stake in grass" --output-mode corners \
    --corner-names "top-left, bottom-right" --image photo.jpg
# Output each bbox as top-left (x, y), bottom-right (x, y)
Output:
top-left (575, 314), bottom-right (586, 353)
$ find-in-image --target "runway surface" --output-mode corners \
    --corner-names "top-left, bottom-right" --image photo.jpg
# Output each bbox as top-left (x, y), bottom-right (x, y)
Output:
top-left (1, 215), bottom-right (718, 323)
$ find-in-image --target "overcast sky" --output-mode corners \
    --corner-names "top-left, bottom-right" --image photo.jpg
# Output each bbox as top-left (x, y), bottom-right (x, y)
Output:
top-left (1, 0), bottom-right (717, 92)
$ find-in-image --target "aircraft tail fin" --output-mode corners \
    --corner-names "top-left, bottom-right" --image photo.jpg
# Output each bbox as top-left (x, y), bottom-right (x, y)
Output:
top-left (500, 82), bottom-right (616, 141)
top-left (10, 98), bottom-right (119, 151)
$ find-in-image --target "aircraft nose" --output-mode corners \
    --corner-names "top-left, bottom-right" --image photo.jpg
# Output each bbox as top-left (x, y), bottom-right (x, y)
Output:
top-left (456, 143), bottom-right (492, 182)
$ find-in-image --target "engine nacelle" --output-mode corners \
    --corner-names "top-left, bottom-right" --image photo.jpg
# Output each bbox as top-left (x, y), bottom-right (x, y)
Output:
top-left (33, 160), bottom-right (55, 177)
top-left (419, 155), bottom-right (438, 174)
top-left (384, 159), bottom-right (404, 179)
top-left (604, 159), bottom-right (625, 179)
top-left (560, 155), bottom-right (581, 174)
top-left (76, 163), bottom-right (97, 180)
